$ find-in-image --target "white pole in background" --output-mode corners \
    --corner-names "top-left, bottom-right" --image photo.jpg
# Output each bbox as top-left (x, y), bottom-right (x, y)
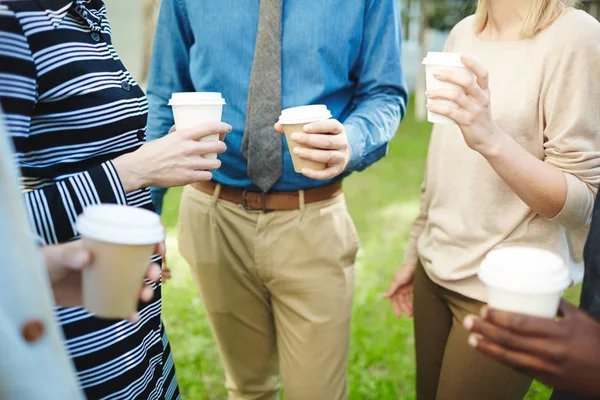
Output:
top-left (415, 0), bottom-right (428, 121)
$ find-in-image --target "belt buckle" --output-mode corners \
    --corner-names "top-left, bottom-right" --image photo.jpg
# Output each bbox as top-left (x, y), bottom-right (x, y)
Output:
top-left (242, 190), bottom-right (269, 212)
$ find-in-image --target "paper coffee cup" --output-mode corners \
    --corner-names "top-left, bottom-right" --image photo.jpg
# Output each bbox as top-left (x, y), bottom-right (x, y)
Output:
top-left (76, 205), bottom-right (165, 320)
top-left (169, 92), bottom-right (226, 159)
top-left (278, 105), bottom-right (333, 173)
top-left (478, 247), bottom-right (571, 319)
top-left (422, 52), bottom-right (475, 125)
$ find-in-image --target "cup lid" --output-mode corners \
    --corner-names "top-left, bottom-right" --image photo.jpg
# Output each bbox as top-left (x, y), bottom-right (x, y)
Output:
top-left (76, 205), bottom-right (165, 245)
top-left (168, 92), bottom-right (226, 106)
top-left (478, 247), bottom-right (571, 294)
top-left (278, 105), bottom-right (332, 125)
top-left (422, 52), bottom-right (465, 67)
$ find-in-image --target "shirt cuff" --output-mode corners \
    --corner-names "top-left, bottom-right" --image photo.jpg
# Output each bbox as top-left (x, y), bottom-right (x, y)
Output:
top-left (344, 123), bottom-right (366, 172)
top-left (550, 173), bottom-right (595, 230)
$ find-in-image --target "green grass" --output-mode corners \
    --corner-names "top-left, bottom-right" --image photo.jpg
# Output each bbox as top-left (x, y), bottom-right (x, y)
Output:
top-left (161, 105), bottom-right (580, 399)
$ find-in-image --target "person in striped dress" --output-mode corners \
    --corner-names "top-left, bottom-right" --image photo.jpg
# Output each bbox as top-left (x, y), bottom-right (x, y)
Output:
top-left (0, 0), bottom-right (231, 398)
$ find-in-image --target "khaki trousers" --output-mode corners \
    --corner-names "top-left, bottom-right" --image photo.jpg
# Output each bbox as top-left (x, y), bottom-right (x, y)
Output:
top-left (414, 263), bottom-right (533, 400)
top-left (178, 184), bottom-right (359, 400)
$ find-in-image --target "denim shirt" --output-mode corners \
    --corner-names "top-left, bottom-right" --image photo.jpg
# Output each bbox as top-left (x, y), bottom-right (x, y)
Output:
top-left (146, 0), bottom-right (408, 213)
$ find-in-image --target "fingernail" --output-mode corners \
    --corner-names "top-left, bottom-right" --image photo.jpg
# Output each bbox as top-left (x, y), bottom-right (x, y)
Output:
top-left (463, 315), bottom-right (475, 330)
top-left (293, 148), bottom-right (302, 156)
top-left (468, 334), bottom-right (478, 348)
top-left (71, 250), bottom-right (89, 267)
top-left (304, 124), bottom-right (313, 132)
top-left (226, 125), bottom-right (232, 132)
top-left (480, 306), bottom-right (488, 319)
top-left (291, 133), bottom-right (300, 141)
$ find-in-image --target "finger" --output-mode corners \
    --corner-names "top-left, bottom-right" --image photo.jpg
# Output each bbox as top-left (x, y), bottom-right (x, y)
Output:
top-left (433, 69), bottom-right (485, 103)
top-left (399, 293), bottom-right (414, 317)
top-left (273, 123), bottom-right (285, 134)
top-left (304, 119), bottom-right (344, 135)
top-left (187, 170), bottom-right (213, 183)
top-left (48, 241), bottom-right (92, 270)
top-left (482, 307), bottom-right (561, 337)
top-left (391, 296), bottom-right (404, 318)
top-left (191, 140), bottom-right (228, 156)
top-left (127, 312), bottom-right (141, 324)
top-left (293, 147), bottom-right (347, 165)
top-left (139, 285), bottom-right (155, 303)
top-left (465, 315), bottom-right (563, 362)
top-left (383, 268), bottom-right (412, 298)
top-left (154, 242), bottom-right (166, 257)
top-left (301, 165), bottom-right (345, 180)
top-left (426, 103), bottom-right (473, 126)
top-left (191, 157), bottom-right (223, 171)
top-left (290, 132), bottom-right (348, 151)
top-left (469, 334), bottom-right (560, 377)
top-left (461, 54), bottom-right (489, 91)
top-left (426, 88), bottom-right (474, 110)
top-left (557, 298), bottom-right (577, 318)
top-left (162, 267), bottom-right (172, 280)
top-left (168, 125), bottom-right (176, 134)
top-left (180, 121), bottom-right (232, 141)
top-left (145, 263), bottom-right (162, 283)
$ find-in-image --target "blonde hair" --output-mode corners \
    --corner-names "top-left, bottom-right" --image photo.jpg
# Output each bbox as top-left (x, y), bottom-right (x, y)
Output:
top-left (473, 0), bottom-right (576, 38)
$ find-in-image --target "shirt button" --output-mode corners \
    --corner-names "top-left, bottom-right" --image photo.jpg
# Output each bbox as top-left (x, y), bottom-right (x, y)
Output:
top-left (121, 81), bottom-right (131, 91)
top-left (91, 32), bottom-right (101, 42)
top-left (21, 320), bottom-right (45, 343)
top-left (137, 131), bottom-right (145, 141)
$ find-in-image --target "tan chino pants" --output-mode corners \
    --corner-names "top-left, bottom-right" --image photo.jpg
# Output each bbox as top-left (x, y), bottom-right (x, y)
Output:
top-left (178, 184), bottom-right (359, 400)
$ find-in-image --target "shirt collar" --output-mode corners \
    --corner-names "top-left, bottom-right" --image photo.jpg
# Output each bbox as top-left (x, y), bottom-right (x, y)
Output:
top-left (36, 0), bottom-right (73, 12)
top-left (35, 1), bottom-right (73, 26)
top-left (35, 1), bottom-right (103, 30)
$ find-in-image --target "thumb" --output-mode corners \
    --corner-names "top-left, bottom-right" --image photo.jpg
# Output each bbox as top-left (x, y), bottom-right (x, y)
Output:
top-left (558, 299), bottom-right (577, 317)
top-left (382, 265), bottom-right (415, 298)
top-left (274, 123), bottom-right (285, 134)
top-left (60, 243), bottom-right (92, 270)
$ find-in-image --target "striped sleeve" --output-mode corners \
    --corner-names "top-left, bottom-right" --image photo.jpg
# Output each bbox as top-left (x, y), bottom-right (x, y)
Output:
top-left (0, 6), bottom-right (127, 245)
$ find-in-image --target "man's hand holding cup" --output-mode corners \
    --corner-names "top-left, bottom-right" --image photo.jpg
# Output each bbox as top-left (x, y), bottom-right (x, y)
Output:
top-left (275, 105), bottom-right (350, 180)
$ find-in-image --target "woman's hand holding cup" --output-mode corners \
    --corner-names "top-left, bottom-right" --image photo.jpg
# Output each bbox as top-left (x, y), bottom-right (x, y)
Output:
top-left (114, 121), bottom-right (232, 192)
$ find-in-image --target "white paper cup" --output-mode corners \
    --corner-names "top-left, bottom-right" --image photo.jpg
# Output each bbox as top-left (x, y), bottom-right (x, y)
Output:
top-left (478, 247), bottom-right (571, 319)
top-left (76, 205), bottom-right (165, 320)
top-left (169, 92), bottom-right (226, 159)
top-left (422, 52), bottom-right (475, 125)
top-left (278, 105), bottom-right (333, 173)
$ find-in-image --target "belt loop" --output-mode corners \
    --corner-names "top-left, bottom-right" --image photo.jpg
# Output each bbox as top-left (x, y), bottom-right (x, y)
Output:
top-left (212, 183), bottom-right (222, 206)
top-left (298, 189), bottom-right (306, 213)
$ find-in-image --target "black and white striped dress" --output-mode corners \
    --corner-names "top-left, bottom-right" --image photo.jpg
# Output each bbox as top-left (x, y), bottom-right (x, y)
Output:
top-left (0, 0), bottom-right (180, 398)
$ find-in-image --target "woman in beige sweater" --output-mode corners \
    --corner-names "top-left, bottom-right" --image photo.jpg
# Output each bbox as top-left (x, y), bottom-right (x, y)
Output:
top-left (384, 0), bottom-right (600, 399)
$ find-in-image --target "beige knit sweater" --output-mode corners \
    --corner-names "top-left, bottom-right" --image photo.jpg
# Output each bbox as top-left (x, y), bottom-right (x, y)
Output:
top-left (405, 10), bottom-right (600, 301)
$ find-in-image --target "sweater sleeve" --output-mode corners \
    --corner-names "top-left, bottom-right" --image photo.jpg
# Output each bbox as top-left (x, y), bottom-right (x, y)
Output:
top-left (543, 19), bottom-right (600, 230)
top-left (0, 6), bottom-right (128, 245)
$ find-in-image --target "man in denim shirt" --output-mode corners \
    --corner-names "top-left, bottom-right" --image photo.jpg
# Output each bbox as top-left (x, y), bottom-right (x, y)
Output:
top-left (146, 1), bottom-right (407, 398)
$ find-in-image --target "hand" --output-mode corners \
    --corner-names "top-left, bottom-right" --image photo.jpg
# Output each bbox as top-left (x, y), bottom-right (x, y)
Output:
top-left (382, 263), bottom-right (416, 318)
top-left (113, 121), bottom-right (232, 192)
top-left (425, 54), bottom-right (503, 156)
top-left (463, 300), bottom-right (600, 398)
top-left (158, 240), bottom-right (172, 282)
top-left (44, 241), bottom-right (163, 322)
top-left (274, 119), bottom-right (350, 180)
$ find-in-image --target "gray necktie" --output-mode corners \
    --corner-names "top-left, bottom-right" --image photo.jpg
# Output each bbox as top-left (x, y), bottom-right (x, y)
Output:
top-left (241, 0), bottom-right (283, 192)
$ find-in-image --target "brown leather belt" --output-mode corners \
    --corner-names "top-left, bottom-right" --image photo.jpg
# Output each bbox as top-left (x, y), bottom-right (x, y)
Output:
top-left (191, 181), bottom-right (343, 212)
